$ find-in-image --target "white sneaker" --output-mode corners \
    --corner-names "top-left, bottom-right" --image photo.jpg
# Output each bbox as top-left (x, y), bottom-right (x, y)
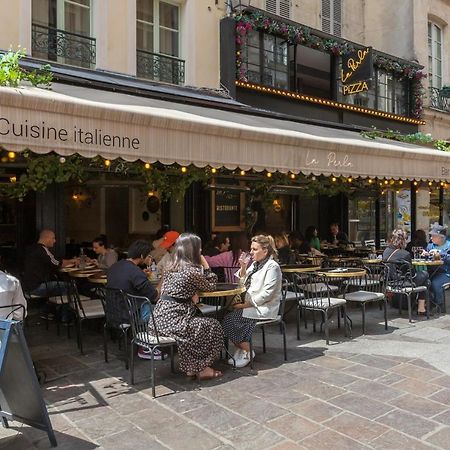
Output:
top-left (235, 350), bottom-right (255, 368)
top-left (228, 348), bottom-right (242, 365)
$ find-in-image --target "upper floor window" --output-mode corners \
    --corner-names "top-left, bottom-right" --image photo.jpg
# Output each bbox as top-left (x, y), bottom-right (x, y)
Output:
top-left (31, 0), bottom-right (95, 68)
top-left (137, 0), bottom-right (180, 57)
top-left (322, 0), bottom-right (342, 37)
top-left (265, 0), bottom-right (291, 19)
top-left (136, 0), bottom-right (184, 85)
top-left (243, 30), bottom-right (288, 90)
top-left (428, 21), bottom-right (442, 89)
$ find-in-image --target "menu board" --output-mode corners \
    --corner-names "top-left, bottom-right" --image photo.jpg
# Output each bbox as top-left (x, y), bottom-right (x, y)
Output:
top-left (211, 179), bottom-right (245, 231)
top-left (0, 320), bottom-right (56, 447)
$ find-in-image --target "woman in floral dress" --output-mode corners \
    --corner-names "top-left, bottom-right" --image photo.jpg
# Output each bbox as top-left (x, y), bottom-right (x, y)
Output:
top-left (150, 233), bottom-right (224, 380)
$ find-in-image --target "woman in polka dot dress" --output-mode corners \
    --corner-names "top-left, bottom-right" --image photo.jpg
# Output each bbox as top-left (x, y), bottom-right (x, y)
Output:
top-left (149, 233), bottom-right (224, 380)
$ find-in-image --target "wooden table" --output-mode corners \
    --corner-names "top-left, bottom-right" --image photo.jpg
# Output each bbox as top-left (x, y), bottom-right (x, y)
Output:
top-left (69, 268), bottom-right (105, 278)
top-left (316, 267), bottom-right (367, 278)
top-left (281, 264), bottom-right (321, 273)
top-left (412, 260), bottom-right (444, 266)
top-left (198, 282), bottom-right (245, 298)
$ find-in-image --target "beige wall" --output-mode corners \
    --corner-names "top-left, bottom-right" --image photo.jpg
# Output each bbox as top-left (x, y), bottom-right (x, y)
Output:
top-left (0, 0), bottom-right (31, 53)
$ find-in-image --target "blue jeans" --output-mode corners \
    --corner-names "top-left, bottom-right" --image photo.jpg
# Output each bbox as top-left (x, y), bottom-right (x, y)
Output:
top-left (430, 272), bottom-right (450, 305)
top-left (31, 281), bottom-right (68, 297)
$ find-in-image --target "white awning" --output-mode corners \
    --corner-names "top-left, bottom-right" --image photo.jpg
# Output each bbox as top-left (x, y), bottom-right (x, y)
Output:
top-left (1, 83), bottom-right (449, 181)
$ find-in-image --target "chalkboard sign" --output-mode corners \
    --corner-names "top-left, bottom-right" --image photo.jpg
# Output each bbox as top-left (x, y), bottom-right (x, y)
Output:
top-left (0, 320), bottom-right (56, 447)
top-left (211, 179), bottom-right (245, 232)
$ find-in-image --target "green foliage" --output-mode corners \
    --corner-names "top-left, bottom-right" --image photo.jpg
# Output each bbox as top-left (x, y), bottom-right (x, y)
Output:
top-left (361, 128), bottom-right (450, 150)
top-left (0, 49), bottom-right (52, 88)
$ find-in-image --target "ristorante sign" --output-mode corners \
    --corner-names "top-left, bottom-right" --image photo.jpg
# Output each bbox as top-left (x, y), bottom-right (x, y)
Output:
top-left (341, 47), bottom-right (373, 96)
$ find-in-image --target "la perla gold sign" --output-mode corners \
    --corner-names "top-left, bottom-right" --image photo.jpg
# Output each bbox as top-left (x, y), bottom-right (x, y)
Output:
top-left (341, 48), bottom-right (370, 84)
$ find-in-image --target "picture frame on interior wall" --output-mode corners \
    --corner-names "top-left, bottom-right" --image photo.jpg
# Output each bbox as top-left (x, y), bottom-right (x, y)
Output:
top-left (129, 188), bottom-right (161, 234)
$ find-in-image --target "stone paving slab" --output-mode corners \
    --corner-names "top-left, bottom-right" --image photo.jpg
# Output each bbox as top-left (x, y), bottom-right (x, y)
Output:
top-left (2, 303), bottom-right (450, 449)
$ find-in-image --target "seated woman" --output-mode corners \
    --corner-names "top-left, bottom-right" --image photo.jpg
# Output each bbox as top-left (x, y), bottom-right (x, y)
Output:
top-left (204, 232), bottom-right (249, 283)
top-left (406, 229), bottom-right (428, 255)
top-left (150, 233), bottom-right (224, 380)
top-left (222, 234), bottom-right (282, 368)
top-left (274, 233), bottom-right (295, 265)
top-left (92, 235), bottom-right (118, 269)
top-left (383, 229), bottom-right (429, 313)
top-left (423, 225), bottom-right (450, 307)
top-left (305, 226), bottom-right (321, 251)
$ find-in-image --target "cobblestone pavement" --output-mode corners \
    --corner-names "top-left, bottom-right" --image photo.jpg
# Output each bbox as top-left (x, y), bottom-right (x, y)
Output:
top-left (2, 301), bottom-right (450, 449)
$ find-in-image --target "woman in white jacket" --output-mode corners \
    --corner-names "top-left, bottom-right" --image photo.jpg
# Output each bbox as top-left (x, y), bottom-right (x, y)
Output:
top-left (222, 234), bottom-right (282, 368)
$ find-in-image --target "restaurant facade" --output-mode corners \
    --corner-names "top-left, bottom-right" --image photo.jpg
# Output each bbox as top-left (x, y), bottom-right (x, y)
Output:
top-left (1, 1), bottom-right (450, 271)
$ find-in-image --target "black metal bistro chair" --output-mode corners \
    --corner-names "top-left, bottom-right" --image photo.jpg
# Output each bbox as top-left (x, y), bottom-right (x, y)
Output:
top-left (126, 294), bottom-right (177, 398)
top-left (248, 279), bottom-right (289, 369)
top-left (99, 287), bottom-right (131, 369)
top-left (344, 264), bottom-right (387, 334)
top-left (384, 261), bottom-right (429, 323)
top-left (67, 280), bottom-right (105, 354)
top-left (296, 273), bottom-right (351, 345)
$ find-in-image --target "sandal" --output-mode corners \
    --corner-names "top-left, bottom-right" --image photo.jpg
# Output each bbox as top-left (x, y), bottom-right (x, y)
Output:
top-left (196, 368), bottom-right (223, 381)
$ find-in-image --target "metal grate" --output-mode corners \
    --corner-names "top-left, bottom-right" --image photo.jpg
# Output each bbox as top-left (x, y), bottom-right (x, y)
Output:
top-left (136, 49), bottom-right (185, 85)
top-left (31, 23), bottom-right (96, 69)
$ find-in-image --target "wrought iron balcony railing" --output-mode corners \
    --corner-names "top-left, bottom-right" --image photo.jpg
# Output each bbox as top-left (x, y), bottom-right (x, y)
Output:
top-left (429, 86), bottom-right (450, 113)
top-left (32, 23), bottom-right (96, 69)
top-left (136, 49), bottom-right (185, 85)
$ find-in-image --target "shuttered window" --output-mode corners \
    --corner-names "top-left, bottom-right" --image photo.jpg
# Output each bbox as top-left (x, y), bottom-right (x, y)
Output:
top-left (265, 0), bottom-right (291, 19)
top-left (322, 0), bottom-right (342, 37)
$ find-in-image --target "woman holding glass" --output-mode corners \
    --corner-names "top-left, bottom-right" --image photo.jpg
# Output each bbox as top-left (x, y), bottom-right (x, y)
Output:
top-left (222, 234), bottom-right (282, 368)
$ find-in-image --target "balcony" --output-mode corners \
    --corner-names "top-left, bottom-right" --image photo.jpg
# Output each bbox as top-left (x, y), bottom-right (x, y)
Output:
top-left (429, 86), bottom-right (450, 113)
top-left (136, 50), bottom-right (185, 85)
top-left (32, 23), bottom-right (96, 69)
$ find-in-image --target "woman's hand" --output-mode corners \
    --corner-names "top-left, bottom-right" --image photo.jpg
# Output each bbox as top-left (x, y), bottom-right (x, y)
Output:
top-left (200, 255), bottom-right (210, 270)
top-left (233, 301), bottom-right (250, 310)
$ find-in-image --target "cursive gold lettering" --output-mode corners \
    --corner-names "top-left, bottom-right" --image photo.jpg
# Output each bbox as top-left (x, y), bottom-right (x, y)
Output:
top-left (327, 152), bottom-right (353, 168)
top-left (341, 48), bottom-right (370, 84)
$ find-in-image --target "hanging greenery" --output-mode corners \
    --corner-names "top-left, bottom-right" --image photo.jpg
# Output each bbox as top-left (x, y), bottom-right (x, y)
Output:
top-left (0, 151), bottom-right (211, 201)
top-left (234, 10), bottom-right (426, 119)
top-left (361, 128), bottom-right (450, 152)
top-left (0, 49), bottom-right (52, 87)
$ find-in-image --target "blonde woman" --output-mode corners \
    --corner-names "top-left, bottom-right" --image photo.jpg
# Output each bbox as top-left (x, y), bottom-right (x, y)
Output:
top-left (222, 234), bottom-right (282, 368)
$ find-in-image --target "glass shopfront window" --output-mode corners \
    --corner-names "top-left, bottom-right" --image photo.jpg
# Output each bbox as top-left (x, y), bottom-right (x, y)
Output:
top-left (243, 30), bottom-right (288, 90)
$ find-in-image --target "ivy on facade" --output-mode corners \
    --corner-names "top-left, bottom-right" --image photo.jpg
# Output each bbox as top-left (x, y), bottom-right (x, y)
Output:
top-left (234, 11), bottom-right (427, 119)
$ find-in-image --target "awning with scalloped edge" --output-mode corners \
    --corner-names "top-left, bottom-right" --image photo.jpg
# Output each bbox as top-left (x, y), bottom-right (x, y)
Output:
top-left (1, 83), bottom-right (449, 181)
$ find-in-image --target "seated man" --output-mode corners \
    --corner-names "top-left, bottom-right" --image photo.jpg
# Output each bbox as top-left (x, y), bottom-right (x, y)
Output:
top-left (23, 229), bottom-right (76, 298)
top-left (423, 224), bottom-right (450, 307)
top-left (107, 240), bottom-right (161, 360)
top-left (0, 270), bottom-right (27, 321)
top-left (327, 222), bottom-right (349, 245)
top-left (92, 235), bottom-right (118, 269)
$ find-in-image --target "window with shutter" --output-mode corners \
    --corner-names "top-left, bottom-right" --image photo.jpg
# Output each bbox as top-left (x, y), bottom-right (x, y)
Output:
top-left (265, 0), bottom-right (291, 18)
top-left (322, 0), bottom-right (341, 36)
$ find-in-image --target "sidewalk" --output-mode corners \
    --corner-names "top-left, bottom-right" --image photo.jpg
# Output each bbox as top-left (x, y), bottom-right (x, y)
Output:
top-left (1, 304), bottom-right (450, 449)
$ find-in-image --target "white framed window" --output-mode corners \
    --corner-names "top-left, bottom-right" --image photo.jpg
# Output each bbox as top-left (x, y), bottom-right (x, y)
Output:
top-left (265, 0), bottom-right (291, 19)
top-left (137, 0), bottom-right (180, 57)
top-left (59, 0), bottom-right (92, 36)
top-left (428, 21), bottom-right (442, 89)
top-left (322, 0), bottom-right (342, 37)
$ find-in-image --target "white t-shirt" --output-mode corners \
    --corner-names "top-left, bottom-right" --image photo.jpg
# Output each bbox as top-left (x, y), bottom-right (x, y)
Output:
top-left (0, 272), bottom-right (27, 321)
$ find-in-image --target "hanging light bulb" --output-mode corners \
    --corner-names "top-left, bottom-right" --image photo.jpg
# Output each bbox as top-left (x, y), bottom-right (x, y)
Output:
top-left (266, 172), bottom-right (272, 178)
top-left (332, 177), bottom-right (337, 182)
top-left (347, 177), bottom-right (352, 183)
top-left (384, 180), bottom-right (389, 185)
top-left (413, 181), bottom-right (418, 186)
top-left (211, 168), bottom-right (217, 174)
top-left (368, 179), bottom-right (373, 184)
top-left (8, 151), bottom-right (15, 160)
top-left (290, 173), bottom-right (296, 179)
top-left (144, 163), bottom-right (151, 170)
top-left (240, 170), bottom-right (246, 176)
top-left (399, 180), bottom-right (403, 185)
top-left (181, 166), bottom-right (187, 173)
top-left (104, 159), bottom-right (111, 167)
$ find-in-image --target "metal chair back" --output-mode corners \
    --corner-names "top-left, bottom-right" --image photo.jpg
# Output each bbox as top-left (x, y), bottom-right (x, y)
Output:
top-left (384, 260), bottom-right (414, 293)
top-left (297, 273), bottom-right (334, 309)
top-left (102, 287), bottom-right (130, 328)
